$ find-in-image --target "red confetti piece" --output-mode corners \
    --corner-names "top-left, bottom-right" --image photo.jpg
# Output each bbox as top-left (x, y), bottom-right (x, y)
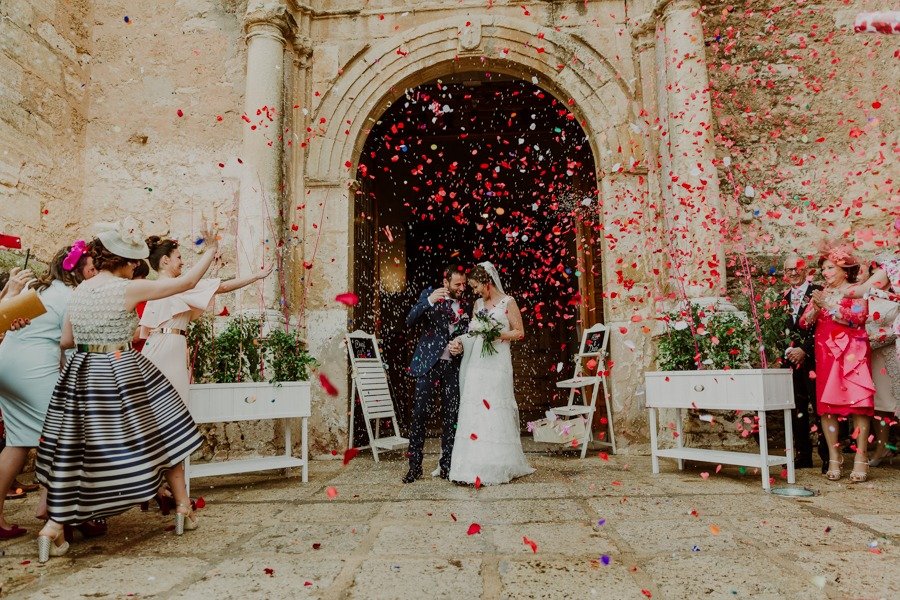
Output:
top-left (483, 399), bottom-right (490, 409)
top-left (641, 590), bottom-right (652, 598)
top-left (598, 452), bottom-right (609, 461)
top-left (319, 373), bottom-right (338, 396)
top-left (194, 497), bottom-right (206, 509)
top-left (343, 448), bottom-right (360, 465)
top-left (470, 433), bottom-right (478, 440)
top-left (474, 476), bottom-right (482, 490)
top-left (218, 306), bottom-right (230, 317)
top-left (467, 523), bottom-right (481, 535)
top-left (264, 567), bottom-right (274, 577)
top-left (326, 486), bottom-right (338, 499)
top-left (335, 292), bottom-right (359, 306)
top-left (312, 543), bottom-right (321, 550)
top-left (176, 109), bottom-right (184, 117)
top-left (523, 536), bottom-right (538, 553)
top-left (450, 513), bottom-right (457, 522)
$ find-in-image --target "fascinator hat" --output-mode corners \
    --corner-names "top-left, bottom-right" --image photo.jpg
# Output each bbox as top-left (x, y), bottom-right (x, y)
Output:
top-left (96, 217), bottom-right (149, 259)
top-left (818, 240), bottom-right (860, 269)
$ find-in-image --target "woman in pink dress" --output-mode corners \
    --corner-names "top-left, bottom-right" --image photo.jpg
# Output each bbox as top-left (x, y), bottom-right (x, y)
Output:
top-left (800, 247), bottom-right (875, 483)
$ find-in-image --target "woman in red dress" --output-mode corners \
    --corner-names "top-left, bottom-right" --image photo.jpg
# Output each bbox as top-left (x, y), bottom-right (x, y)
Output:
top-left (800, 247), bottom-right (875, 483)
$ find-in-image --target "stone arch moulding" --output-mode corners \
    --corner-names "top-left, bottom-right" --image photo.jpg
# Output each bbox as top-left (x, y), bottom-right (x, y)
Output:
top-left (305, 15), bottom-right (636, 182)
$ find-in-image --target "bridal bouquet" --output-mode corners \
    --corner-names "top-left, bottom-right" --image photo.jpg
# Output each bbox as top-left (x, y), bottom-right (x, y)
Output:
top-left (470, 309), bottom-right (503, 357)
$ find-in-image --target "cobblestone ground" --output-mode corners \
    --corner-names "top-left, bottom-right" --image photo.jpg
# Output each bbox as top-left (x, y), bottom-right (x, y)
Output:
top-left (2, 441), bottom-right (897, 599)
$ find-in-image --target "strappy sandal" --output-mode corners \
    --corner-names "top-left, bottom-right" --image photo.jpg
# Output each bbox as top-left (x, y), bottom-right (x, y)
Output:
top-left (825, 458), bottom-right (843, 481)
top-left (849, 459), bottom-right (869, 483)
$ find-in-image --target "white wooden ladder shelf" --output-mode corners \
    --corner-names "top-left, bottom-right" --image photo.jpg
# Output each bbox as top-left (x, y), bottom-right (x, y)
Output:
top-left (553, 322), bottom-right (617, 458)
top-left (346, 330), bottom-right (409, 461)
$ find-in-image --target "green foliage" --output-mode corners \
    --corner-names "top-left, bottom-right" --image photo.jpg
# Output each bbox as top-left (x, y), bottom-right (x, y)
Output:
top-left (656, 302), bottom-right (757, 371)
top-left (734, 282), bottom-right (795, 368)
top-left (187, 316), bottom-right (316, 384)
top-left (264, 328), bottom-right (318, 383)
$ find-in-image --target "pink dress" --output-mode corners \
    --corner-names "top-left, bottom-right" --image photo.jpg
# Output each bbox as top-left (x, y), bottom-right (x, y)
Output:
top-left (139, 279), bottom-right (220, 402)
top-left (801, 296), bottom-right (875, 417)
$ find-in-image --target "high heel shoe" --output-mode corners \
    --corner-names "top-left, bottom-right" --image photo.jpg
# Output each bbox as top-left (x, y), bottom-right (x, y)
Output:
top-left (37, 522), bottom-right (69, 563)
top-left (849, 459), bottom-right (869, 483)
top-left (174, 504), bottom-right (199, 536)
top-left (825, 458), bottom-right (843, 481)
top-left (63, 519), bottom-right (108, 543)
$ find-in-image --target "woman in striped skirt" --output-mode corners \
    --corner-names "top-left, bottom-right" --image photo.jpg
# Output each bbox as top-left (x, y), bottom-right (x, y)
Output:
top-left (35, 219), bottom-right (219, 562)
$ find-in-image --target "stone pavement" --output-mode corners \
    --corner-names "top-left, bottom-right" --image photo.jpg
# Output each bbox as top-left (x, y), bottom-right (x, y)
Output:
top-left (1, 441), bottom-right (897, 599)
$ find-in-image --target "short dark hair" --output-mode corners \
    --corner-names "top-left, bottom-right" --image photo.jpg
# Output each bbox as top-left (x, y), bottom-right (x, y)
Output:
top-left (146, 236), bottom-right (179, 271)
top-left (90, 238), bottom-right (141, 272)
top-left (132, 260), bottom-right (150, 279)
top-left (443, 264), bottom-right (467, 281)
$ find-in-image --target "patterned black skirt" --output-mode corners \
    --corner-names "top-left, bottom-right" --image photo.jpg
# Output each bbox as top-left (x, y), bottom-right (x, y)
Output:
top-left (36, 350), bottom-right (202, 524)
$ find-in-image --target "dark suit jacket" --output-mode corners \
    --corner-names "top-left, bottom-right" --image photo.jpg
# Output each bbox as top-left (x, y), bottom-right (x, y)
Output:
top-left (406, 287), bottom-right (470, 378)
top-left (784, 283), bottom-right (822, 365)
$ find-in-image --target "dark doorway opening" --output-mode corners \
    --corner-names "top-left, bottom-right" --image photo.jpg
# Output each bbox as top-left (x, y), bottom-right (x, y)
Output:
top-left (351, 73), bottom-right (600, 442)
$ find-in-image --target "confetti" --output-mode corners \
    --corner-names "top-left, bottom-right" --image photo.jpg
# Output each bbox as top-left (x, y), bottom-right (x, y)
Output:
top-left (466, 523), bottom-right (481, 535)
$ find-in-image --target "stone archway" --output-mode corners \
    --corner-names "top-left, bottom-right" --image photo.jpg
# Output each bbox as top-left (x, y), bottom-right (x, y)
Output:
top-left (300, 15), bottom-right (653, 450)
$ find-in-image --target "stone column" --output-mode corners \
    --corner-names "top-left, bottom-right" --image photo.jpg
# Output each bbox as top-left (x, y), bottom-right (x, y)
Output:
top-left (237, 2), bottom-right (294, 307)
top-left (659, 0), bottom-right (727, 298)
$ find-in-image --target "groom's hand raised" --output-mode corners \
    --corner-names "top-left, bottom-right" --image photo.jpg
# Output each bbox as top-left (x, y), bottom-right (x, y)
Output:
top-left (428, 287), bottom-right (450, 304)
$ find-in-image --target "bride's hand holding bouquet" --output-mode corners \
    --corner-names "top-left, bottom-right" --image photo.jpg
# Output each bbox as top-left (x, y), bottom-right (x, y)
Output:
top-left (470, 309), bottom-right (503, 357)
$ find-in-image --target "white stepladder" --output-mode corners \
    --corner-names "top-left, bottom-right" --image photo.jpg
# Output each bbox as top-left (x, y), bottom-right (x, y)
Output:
top-left (345, 330), bottom-right (409, 462)
top-left (552, 322), bottom-right (616, 458)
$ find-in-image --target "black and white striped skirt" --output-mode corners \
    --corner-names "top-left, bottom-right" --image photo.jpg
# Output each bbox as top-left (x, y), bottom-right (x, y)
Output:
top-left (36, 350), bottom-right (202, 524)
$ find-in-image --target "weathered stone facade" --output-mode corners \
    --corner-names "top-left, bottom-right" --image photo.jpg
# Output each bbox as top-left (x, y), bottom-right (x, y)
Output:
top-left (2, 1), bottom-right (896, 457)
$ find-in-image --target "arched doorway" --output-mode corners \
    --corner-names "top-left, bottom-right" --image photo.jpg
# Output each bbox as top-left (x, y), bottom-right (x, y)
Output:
top-left (350, 73), bottom-right (602, 440)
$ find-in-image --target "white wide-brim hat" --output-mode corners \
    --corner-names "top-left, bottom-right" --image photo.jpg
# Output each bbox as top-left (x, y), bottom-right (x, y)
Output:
top-left (95, 217), bottom-right (149, 259)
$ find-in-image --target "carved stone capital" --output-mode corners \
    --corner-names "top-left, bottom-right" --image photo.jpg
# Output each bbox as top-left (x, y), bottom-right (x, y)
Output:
top-left (244, 1), bottom-right (296, 43)
top-left (656, 0), bottom-right (701, 20)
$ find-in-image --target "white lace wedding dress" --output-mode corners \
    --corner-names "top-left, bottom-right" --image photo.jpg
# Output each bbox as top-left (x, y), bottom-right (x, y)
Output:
top-left (448, 295), bottom-right (535, 485)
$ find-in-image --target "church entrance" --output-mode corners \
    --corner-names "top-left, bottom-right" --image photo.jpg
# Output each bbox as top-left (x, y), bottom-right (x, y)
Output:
top-left (351, 73), bottom-right (603, 440)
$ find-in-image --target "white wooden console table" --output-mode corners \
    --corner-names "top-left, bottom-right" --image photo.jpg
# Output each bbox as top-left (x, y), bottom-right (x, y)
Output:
top-left (644, 369), bottom-right (795, 491)
top-left (184, 381), bottom-right (310, 494)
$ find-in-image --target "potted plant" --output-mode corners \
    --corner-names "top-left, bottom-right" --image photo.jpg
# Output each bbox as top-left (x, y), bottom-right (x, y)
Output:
top-left (644, 284), bottom-right (798, 491)
top-left (183, 316), bottom-right (318, 485)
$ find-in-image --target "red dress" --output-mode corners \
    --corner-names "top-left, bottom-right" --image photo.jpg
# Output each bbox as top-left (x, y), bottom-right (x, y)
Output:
top-left (800, 296), bottom-right (875, 416)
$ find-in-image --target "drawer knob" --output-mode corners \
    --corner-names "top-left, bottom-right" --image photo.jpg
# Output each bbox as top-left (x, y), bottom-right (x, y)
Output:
top-left (693, 384), bottom-right (705, 392)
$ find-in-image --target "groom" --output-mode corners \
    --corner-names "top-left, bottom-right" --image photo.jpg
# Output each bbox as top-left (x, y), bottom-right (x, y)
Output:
top-left (403, 264), bottom-right (470, 483)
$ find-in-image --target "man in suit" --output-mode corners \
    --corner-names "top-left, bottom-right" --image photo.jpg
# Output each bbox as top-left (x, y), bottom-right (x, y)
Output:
top-left (782, 254), bottom-right (825, 469)
top-left (402, 264), bottom-right (470, 483)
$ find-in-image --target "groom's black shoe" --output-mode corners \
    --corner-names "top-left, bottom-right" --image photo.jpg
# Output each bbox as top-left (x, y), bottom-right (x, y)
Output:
top-left (402, 468), bottom-right (423, 484)
top-left (439, 468), bottom-right (450, 480)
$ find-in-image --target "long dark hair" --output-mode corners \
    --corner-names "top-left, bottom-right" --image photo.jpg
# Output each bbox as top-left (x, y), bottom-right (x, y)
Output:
top-left (32, 245), bottom-right (89, 293)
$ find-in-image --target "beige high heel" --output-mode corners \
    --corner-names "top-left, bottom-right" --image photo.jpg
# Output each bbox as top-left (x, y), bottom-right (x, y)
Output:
top-left (825, 458), bottom-right (843, 481)
top-left (37, 521), bottom-right (70, 563)
top-left (174, 503), bottom-right (199, 535)
top-left (849, 459), bottom-right (869, 483)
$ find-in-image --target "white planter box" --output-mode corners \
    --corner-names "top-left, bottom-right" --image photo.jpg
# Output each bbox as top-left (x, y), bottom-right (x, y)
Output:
top-left (644, 369), bottom-right (796, 491)
top-left (184, 381), bottom-right (311, 491)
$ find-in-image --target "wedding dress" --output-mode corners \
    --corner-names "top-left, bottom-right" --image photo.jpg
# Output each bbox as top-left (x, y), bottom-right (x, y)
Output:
top-left (448, 294), bottom-right (535, 485)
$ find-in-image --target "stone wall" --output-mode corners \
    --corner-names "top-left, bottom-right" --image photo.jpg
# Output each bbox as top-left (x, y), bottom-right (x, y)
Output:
top-left (79, 0), bottom-right (247, 259)
top-left (702, 0), bottom-right (898, 258)
top-left (0, 0), bottom-right (91, 261)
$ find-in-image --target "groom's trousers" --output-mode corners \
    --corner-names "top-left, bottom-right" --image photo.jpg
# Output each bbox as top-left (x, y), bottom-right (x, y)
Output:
top-left (408, 359), bottom-right (461, 474)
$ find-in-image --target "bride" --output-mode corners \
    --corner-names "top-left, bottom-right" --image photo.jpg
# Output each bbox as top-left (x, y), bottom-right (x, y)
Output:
top-left (447, 262), bottom-right (535, 485)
